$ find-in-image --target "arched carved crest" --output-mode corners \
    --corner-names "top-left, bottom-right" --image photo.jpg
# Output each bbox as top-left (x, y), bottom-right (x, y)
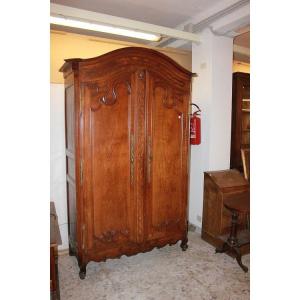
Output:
top-left (99, 80), bottom-right (131, 106)
top-left (85, 79), bottom-right (131, 111)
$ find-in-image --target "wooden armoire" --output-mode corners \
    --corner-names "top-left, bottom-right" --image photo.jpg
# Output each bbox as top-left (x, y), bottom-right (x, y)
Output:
top-left (60, 47), bottom-right (192, 279)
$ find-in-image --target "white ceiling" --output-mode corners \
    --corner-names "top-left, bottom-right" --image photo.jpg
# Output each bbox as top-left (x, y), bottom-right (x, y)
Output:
top-left (51, 0), bottom-right (225, 28)
top-left (51, 0), bottom-right (250, 62)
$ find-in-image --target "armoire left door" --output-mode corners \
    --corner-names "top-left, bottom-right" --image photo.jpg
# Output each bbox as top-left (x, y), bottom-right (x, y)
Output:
top-left (80, 71), bottom-right (138, 260)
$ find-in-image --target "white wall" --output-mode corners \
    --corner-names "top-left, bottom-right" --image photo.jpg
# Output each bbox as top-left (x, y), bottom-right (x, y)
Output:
top-left (50, 83), bottom-right (68, 250)
top-left (189, 29), bottom-right (233, 229)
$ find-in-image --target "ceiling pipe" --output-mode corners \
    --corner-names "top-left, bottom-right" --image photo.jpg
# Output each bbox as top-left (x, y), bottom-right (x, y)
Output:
top-left (156, 0), bottom-right (249, 48)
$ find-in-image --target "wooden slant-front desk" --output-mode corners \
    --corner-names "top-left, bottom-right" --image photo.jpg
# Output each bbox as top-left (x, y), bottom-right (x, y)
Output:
top-left (201, 169), bottom-right (249, 255)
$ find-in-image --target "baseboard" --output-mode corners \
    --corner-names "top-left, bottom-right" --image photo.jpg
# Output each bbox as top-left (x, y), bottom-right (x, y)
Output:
top-left (58, 248), bottom-right (69, 256)
top-left (188, 222), bottom-right (201, 233)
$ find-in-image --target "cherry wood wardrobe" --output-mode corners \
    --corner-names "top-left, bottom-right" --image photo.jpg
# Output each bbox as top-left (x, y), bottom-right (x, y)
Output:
top-left (60, 47), bottom-right (192, 279)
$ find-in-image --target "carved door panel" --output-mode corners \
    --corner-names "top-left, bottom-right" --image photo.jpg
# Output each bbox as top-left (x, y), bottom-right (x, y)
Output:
top-left (81, 71), bottom-right (138, 254)
top-left (144, 73), bottom-right (189, 241)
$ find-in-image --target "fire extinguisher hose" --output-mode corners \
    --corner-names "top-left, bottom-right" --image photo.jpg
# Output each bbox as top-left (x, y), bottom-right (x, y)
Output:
top-left (191, 103), bottom-right (201, 116)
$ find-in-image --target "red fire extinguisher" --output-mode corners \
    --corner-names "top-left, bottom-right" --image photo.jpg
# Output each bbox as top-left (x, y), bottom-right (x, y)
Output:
top-left (190, 103), bottom-right (201, 145)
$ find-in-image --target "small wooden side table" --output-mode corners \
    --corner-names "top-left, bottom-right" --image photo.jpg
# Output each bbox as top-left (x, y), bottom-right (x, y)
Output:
top-left (215, 191), bottom-right (250, 272)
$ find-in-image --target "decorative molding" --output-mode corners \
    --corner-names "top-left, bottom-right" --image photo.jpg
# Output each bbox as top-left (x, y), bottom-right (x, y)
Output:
top-left (100, 80), bottom-right (131, 106)
top-left (95, 229), bottom-right (129, 243)
top-left (86, 79), bottom-right (132, 111)
top-left (153, 219), bottom-right (180, 231)
top-left (154, 83), bottom-right (172, 108)
top-left (173, 91), bottom-right (184, 104)
top-left (154, 83), bottom-right (184, 109)
top-left (136, 69), bottom-right (146, 243)
top-left (138, 70), bottom-right (145, 80)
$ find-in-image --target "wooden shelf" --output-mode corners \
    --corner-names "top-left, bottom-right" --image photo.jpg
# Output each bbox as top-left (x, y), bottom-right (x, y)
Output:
top-left (230, 72), bottom-right (250, 171)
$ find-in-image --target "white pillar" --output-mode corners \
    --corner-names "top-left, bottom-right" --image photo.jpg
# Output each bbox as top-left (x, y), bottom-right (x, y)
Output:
top-left (189, 28), bottom-right (233, 228)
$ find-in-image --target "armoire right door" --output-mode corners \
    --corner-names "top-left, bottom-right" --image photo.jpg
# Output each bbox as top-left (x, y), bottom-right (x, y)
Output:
top-left (144, 71), bottom-right (189, 242)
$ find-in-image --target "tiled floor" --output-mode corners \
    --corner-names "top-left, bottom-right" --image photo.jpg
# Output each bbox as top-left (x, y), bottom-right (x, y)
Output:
top-left (59, 232), bottom-right (250, 300)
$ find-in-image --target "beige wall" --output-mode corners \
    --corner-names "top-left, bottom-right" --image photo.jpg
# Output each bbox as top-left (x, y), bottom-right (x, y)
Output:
top-left (50, 30), bottom-right (251, 83)
top-left (51, 30), bottom-right (192, 83)
top-left (233, 60), bottom-right (250, 73)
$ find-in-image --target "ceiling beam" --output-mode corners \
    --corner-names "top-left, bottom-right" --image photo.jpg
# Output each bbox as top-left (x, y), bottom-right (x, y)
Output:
top-left (209, 3), bottom-right (250, 36)
top-left (155, 0), bottom-right (249, 48)
top-left (233, 45), bottom-right (250, 57)
top-left (50, 4), bottom-right (201, 44)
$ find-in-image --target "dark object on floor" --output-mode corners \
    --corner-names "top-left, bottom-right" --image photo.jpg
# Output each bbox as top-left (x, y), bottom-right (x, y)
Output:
top-left (215, 191), bottom-right (250, 272)
top-left (202, 169), bottom-right (249, 255)
top-left (188, 223), bottom-right (197, 232)
top-left (60, 47), bottom-right (192, 279)
top-left (50, 202), bottom-right (62, 299)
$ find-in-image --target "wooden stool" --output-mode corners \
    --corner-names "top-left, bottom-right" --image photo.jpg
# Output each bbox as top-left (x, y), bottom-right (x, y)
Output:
top-left (215, 191), bottom-right (250, 272)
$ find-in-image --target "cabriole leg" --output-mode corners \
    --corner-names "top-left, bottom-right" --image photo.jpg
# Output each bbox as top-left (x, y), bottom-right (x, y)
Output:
top-left (234, 247), bottom-right (248, 273)
top-left (180, 238), bottom-right (188, 251)
top-left (79, 264), bottom-right (87, 280)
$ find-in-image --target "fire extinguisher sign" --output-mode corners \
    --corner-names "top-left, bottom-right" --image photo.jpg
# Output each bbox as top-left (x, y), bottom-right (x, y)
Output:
top-left (190, 119), bottom-right (196, 138)
top-left (190, 103), bottom-right (201, 145)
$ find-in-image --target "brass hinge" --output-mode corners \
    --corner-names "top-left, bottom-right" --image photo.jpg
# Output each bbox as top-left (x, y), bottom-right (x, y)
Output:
top-left (82, 224), bottom-right (86, 250)
top-left (80, 159), bottom-right (83, 185)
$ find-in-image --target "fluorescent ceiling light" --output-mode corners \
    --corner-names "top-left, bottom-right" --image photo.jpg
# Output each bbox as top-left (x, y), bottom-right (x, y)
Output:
top-left (50, 15), bottom-right (162, 42)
